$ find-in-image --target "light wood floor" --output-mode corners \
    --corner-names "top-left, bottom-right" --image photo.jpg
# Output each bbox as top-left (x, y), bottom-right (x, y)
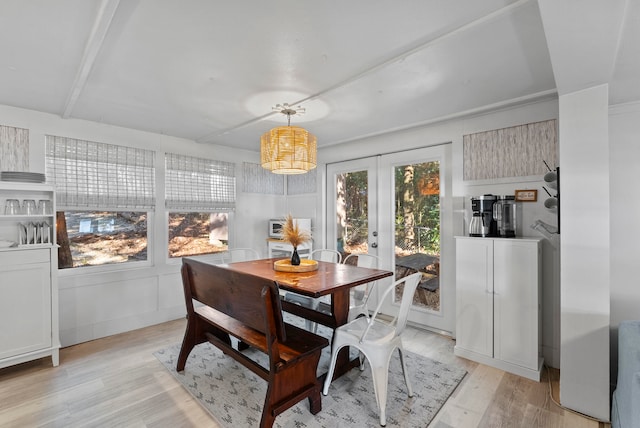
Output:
top-left (0, 319), bottom-right (610, 428)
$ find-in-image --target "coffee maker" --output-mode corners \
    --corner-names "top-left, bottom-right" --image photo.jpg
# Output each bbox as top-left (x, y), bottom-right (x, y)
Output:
top-left (469, 194), bottom-right (498, 237)
top-left (493, 195), bottom-right (517, 238)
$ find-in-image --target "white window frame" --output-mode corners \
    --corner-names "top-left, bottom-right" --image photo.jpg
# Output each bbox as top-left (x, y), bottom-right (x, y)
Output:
top-left (165, 153), bottom-right (236, 263)
top-left (45, 136), bottom-right (156, 272)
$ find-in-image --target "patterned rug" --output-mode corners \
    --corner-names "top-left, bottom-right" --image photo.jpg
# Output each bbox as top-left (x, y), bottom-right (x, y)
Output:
top-left (154, 318), bottom-right (466, 427)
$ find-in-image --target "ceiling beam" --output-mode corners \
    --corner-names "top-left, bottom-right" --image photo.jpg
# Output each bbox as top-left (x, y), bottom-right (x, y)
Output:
top-left (537, 0), bottom-right (629, 96)
top-left (62, 0), bottom-right (121, 119)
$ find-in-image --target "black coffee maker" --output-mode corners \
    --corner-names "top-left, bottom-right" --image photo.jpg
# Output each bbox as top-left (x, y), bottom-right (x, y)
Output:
top-left (470, 194), bottom-right (498, 237)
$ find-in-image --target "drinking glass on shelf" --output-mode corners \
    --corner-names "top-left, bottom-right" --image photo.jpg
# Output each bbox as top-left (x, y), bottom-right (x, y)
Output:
top-left (38, 199), bottom-right (53, 215)
top-left (4, 199), bottom-right (20, 215)
top-left (23, 199), bottom-right (37, 215)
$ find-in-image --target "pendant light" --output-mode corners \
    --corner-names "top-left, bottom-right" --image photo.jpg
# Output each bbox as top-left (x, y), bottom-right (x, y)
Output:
top-left (261, 103), bottom-right (317, 174)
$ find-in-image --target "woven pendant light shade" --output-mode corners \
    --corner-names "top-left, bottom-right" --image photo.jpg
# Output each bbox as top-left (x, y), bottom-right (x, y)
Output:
top-left (261, 125), bottom-right (317, 174)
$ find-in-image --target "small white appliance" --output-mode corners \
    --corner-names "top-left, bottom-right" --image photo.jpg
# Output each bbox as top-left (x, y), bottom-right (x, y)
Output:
top-left (268, 218), bottom-right (311, 239)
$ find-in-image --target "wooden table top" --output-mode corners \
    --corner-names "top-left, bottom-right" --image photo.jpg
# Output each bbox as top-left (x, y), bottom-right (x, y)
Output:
top-left (222, 257), bottom-right (393, 298)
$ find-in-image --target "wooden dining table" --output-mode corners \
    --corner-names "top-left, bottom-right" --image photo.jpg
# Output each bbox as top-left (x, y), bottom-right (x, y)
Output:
top-left (221, 257), bottom-right (394, 380)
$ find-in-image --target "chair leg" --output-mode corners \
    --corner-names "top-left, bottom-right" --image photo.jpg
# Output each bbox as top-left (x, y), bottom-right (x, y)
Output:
top-left (285, 293), bottom-right (319, 332)
top-left (306, 319), bottom-right (318, 333)
top-left (348, 305), bottom-right (368, 323)
top-left (366, 351), bottom-right (391, 427)
top-left (398, 347), bottom-right (414, 397)
top-left (322, 344), bottom-right (344, 395)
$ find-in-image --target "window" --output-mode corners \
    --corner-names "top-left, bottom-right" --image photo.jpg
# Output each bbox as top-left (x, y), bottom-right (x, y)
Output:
top-left (168, 212), bottom-right (228, 258)
top-left (45, 136), bottom-right (155, 269)
top-left (165, 153), bottom-right (235, 258)
top-left (59, 211), bottom-right (148, 267)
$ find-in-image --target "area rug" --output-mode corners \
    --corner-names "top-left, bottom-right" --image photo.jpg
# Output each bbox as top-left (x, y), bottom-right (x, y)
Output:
top-left (154, 319), bottom-right (465, 427)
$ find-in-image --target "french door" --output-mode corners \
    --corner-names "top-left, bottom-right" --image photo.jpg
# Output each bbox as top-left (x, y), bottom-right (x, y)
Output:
top-left (326, 145), bottom-right (454, 333)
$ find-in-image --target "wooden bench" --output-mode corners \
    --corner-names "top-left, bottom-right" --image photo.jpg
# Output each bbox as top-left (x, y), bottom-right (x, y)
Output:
top-left (177, 258), bottom-right (330, 428)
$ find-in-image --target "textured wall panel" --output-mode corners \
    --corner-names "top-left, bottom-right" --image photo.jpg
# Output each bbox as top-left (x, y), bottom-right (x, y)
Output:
top-left (0, 125), bottom-right (29, 171)
top-left (463, 120), bottom-right (557, 180)
top-left (287, 168), bottom-right (317, 195)
top-left (242, 162), bottom-right (284, 194)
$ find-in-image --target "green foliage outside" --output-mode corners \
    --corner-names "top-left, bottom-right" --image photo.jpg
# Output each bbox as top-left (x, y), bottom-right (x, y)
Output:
top-left (394, 161), bottom-right (440, 255)
top-left (341, 161), bottom-right (440, 255)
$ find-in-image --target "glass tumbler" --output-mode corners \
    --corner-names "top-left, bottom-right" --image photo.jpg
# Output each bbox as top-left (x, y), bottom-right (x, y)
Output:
top-left (4, 199), bottom-right (20, 215)
top-left (23, 199), bottom-right (37, 215)
top-left (38, 200), bottom-right (53, 215)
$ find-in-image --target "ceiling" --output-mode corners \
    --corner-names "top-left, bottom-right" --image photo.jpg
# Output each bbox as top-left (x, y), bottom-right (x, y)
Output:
top-left (0, 0), bottom-right (637, 152)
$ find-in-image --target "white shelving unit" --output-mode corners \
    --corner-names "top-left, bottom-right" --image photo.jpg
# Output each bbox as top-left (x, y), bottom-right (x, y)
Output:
top-left (0, 182), bottom-right (60, 369)
top-left (454, 236), bottom-right (543, 381)
top-left (267, 239), bottom-right (312, 259)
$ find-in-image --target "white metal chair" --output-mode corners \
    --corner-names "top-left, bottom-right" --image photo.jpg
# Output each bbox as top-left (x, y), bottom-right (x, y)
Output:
top-left (343, 253), bottom-right (381, 322)
top-left (284, 249), bottom-right (342, 332)
top-left (322, 272), bottom-right (422, 427)
top-left (310, 249), bottom-right (342, 264)
top-left (222, 248), bottom-right (260, 263)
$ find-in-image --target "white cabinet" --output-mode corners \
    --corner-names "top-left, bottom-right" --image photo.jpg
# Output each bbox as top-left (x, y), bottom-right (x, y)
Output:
top-left (454, 236), bottom-right (542, 381)
top-left (0, 183), bottom-right (59, 368)
top-left (267, 239), bottom-right (312, 259)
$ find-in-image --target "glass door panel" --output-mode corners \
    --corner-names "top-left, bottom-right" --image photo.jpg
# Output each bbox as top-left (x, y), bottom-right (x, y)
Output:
top-left (327, 157), bottom-right (378, 260)
top-left (337, 170), bottom-right (369, 257)
top-left (393, 160), bottom-right (441, 312)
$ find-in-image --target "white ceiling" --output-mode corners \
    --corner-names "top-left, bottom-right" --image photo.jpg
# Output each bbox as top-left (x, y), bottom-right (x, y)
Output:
top-left (0, 0), bottom-right (637, 151)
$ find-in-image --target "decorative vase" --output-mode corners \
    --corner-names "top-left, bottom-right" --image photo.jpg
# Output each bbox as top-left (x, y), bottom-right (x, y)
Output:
top-left (291, 247), bottom-right (300, 266)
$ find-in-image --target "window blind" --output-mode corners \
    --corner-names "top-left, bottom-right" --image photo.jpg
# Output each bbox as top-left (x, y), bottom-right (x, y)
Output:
top-left (45, 135), bottom-right (156, 210)
top-left (165, 153), bottom-right (236, 211)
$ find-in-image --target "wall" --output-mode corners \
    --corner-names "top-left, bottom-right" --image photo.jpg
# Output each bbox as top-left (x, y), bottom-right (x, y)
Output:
top-left (558, 85), bottom-right (610, 421)
top-left (0, 104), bottom-right (279, 346)
top-left (318, 98), bottom-right (561, 367)
top-left (0, 98), bottom-right (565, 368)
top-left (609, 101), bottom-right (640, 378)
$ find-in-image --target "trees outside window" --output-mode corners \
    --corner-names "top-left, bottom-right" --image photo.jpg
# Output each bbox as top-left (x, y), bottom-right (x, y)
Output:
top-left (168, 212), bottom-right (228, 258)
top-left (57, 211), bottom-right (147, 268)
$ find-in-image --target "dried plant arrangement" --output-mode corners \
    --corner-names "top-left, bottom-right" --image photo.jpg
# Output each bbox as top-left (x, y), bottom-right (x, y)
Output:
top-left (281, 214), bottom-right (311, 265)
top-left (281, 214), bottom-right (311, 248)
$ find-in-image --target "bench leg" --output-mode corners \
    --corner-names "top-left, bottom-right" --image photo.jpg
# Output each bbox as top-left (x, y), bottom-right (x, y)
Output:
top-left (177, 315), bottom-right (199, 371)
top-left (259, 350), bottom-right (323, 426)
top-left (259, 408), bottom-right (276, 428)
top-left (308, 384), bottom-right (322, 414)
top-left (177, 315), bottom-right (231, 371)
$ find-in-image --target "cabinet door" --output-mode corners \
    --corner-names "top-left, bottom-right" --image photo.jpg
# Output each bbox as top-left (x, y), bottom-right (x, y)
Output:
top-left (455, 238), bottom-right (494, 357)
top-left (493, 240), bottom-right (539, 370)
top-left (0, 261), bottom-right (51, 359)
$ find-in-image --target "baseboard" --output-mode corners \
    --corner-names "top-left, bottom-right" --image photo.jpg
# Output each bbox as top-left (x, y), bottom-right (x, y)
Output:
top-left (454, 345), bottom-right (543, 382)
